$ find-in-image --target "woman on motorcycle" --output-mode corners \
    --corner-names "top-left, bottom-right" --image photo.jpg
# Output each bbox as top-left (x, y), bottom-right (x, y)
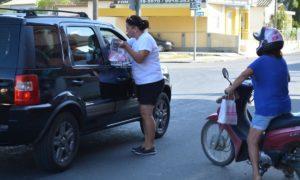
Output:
top-left (225, 27), bottom-right (291, 180)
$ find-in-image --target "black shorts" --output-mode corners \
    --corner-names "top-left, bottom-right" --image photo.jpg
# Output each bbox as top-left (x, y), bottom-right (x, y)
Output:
top-left (136, 79), bottom-right (165, 105)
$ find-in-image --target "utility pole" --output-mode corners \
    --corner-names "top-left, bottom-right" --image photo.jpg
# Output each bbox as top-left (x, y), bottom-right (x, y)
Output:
top-left (274, 0), bottom-right (277, 28)
top-left (194, 9), bottom-right (197, 61)
top-left (191, 0), bottom-right (201, 61)
top-left (93, 0), bottom-right (98, 20)
top-left (135, 0), bottom-right (141, 16)
top-left (129, 0), bottom-right (141, 16)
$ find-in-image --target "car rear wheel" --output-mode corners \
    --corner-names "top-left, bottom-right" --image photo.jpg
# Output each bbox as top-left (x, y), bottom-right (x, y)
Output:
top-left (34, 112), bottom-right (79, 172)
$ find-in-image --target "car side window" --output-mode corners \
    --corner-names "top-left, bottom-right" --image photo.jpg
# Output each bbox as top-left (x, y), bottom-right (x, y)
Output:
top-left (100, 30), bottom-right (118, 47)
top-left (33, 26), bottom-right (63, 68)
top-left (66, 27), bottom-right (102, 66)
top-left (100, 28), bottom-right (126, 61)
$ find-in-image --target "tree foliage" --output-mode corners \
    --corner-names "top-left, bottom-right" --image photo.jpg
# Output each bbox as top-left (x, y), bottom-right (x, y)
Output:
top-left (280, 0), bottom-right (300, 27)
top-left (273, 5), bottom-right (289, 30)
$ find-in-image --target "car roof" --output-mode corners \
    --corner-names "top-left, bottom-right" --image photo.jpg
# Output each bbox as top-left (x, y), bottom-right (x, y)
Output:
top-left (0, 9), bottom-right (116, 27)
top-left (0, 14), bottom-right (113, 27)
top-left (26, 17), bottom-right (113, 27)
top-left (28, 17), bottom-right (100, 25)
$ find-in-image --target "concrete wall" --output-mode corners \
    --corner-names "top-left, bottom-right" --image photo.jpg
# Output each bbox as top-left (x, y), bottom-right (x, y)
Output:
top-left (249, 7), bottom-right (264, 35)
top-left (57, 1), bottom-right (118, 25)
top-left (209, 33), bottom-right (238, 48)
top-left (105, 15), bottom-right (240, 52)
top-left (207, 4), bottom-right (225, 34)
top-left (0, 4), bottom-right (36, 9)
top-left (249, 1), bottom-right (275, 35)
top-left (113, 16), bottom-right (209, 49)
top-left (264, 0), bottom-right (275, 24)
top-left (207, 33), bottom-right (239, 52)
top-left (148, 16), bottom-right (208, 48)
top-left (225, 7), bottom-right (241, 36)
top-left (97, 1), bottom-right (118, 25)
top-left (56, 1), bottom-right (247, 52)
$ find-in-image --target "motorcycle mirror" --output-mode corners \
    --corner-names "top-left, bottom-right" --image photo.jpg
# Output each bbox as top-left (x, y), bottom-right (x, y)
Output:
top-left (222, 68), bottom-right (232, 85)
top-left (222, 68), bottom-right (229, 79)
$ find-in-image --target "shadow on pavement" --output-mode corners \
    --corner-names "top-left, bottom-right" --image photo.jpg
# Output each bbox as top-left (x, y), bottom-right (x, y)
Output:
top-left (0, 96), bottom-right (299, 179)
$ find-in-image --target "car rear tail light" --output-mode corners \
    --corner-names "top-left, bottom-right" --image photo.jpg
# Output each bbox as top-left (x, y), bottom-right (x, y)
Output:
top-left (14, 74), bottom-right (40, 106)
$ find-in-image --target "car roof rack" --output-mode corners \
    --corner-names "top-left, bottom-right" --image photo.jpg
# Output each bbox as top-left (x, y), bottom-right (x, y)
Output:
top-left (0, 8), bottom-right (89, 18)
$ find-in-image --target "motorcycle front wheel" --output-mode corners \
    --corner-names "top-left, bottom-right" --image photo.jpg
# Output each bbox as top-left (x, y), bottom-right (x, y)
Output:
top-left (201, 120), bottom-right (235, 166)
top-left (290, 147), bottom-right (300, 178)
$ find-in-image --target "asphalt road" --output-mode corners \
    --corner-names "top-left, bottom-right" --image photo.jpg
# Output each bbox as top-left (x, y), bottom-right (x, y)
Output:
top-left (0, 53), bottom-right (299, 180)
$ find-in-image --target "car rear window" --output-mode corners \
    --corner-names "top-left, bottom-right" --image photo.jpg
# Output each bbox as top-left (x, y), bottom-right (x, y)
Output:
top-left (33, 26), bottom-right (63, 68)
top-left (0, 24), bottom-right (20, 68)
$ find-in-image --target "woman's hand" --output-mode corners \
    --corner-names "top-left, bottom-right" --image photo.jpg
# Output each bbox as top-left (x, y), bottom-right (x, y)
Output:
top-left (225, 85), bottom-right (234, 95)
top-left (118, 40), bottom-right (129, 49)
top-left (224, 68), bottom-right (253, 95)
top-left (117, 40), bottom-right (149, 64)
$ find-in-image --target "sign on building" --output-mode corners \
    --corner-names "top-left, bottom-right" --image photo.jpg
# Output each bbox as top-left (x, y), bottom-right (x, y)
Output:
top-left (117, 0), bottom-right (190, 4)
top-left (190, 0), bottom-right (206, 10)
top-left (190, 0), bottom-right (200, 10)
top-left (195, 8), bottom-right (204, 16)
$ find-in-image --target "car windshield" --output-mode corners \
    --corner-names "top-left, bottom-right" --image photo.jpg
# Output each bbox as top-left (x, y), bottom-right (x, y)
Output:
top-left (0, 24), bottom-right (20, 68)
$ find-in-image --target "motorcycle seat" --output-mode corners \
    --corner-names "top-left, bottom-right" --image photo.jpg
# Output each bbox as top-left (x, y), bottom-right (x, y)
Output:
top-left (266, 113), bottom-right (300, 132)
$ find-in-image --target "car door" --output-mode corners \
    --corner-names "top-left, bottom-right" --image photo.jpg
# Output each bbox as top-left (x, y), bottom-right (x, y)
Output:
top-left (98, 26), bottom-right (140, 122)
top-left (62, 23), bottom-right (116, 128)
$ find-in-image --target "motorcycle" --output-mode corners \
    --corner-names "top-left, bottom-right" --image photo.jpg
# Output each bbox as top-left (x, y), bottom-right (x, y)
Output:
top-left (201, 68), bottom-right (300, 178)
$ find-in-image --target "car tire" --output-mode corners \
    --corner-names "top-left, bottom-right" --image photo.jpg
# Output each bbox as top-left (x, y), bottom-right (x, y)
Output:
top-left (140, 92), bottom-right (170, 139)
top-left (34, 112), bottom-right (79, 172)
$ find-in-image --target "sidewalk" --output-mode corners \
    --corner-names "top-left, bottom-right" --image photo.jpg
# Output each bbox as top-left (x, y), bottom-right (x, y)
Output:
top-left (160, 47), bottom-right (300, 63)
top-left (159, 51), bottom-right (250, 63)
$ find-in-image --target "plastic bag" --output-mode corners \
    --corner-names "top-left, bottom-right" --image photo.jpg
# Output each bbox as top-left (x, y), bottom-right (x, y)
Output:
top-left (217, 99), bottom-right (237, 125)
top-left (109, 38), bottom-right (131, 67)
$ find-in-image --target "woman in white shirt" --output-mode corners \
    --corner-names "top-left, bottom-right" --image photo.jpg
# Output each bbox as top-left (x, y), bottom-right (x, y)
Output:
top-left (119, 15), bottom-right (164, 156)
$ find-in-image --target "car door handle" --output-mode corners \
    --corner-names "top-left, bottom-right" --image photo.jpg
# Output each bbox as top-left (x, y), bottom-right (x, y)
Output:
top-left (72, 80), bottom-right (84, 86)
top-left (0, 82), bottom-right (10, 86)
top-left (116, 77), bottom-right (128, 82)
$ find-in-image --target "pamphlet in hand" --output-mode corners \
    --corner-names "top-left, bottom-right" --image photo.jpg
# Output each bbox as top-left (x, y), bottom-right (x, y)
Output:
top-left (109, 38), bottom-right (131, 67)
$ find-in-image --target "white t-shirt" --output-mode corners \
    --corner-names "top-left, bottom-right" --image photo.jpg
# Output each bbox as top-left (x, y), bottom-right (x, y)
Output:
top-left (127, 32), bottom-right (163, 85)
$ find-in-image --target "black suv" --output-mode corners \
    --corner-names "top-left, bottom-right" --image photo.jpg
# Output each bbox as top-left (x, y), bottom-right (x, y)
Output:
top-left (0, 9), bottom-right (171, 171)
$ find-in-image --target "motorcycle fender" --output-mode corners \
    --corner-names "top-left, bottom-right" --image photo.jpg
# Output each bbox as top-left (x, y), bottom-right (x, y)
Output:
top-left (264, 126), bottom-right (300, 151)
top-left (207, 113), bottom-right (218, 122)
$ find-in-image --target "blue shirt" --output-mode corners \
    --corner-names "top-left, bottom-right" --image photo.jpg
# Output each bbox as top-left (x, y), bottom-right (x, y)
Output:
top-left (248, 55), bottom-right (291, 116)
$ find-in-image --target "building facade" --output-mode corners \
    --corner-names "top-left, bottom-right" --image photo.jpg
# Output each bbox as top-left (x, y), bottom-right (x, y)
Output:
top-left (98, 0), bottom-right (260, 51)
top-left (0, 0), bottom-right (36, 9)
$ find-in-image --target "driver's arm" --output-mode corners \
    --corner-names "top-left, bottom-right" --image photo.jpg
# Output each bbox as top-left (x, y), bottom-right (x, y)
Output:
top-left (225, 68), bottom-right (253, 94)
